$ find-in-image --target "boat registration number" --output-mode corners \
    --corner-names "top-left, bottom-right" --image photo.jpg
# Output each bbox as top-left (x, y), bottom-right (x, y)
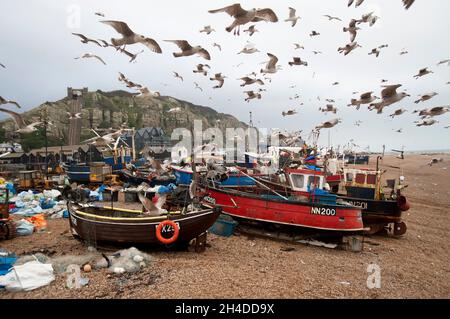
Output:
top-left (155, 222), bottom-right (181, 232)
top-left (345, 200), bottom-right (368, 210)
top-left (310, 207), bottom-right (336, 216)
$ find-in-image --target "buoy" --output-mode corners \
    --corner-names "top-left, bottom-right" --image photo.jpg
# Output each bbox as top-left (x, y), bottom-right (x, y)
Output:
top-left (156, 220), bottom-right (179, 245)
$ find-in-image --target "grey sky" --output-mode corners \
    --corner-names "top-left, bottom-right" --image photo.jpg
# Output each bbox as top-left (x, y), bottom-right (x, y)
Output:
top-left (0, 0), bottom-right (449, 152)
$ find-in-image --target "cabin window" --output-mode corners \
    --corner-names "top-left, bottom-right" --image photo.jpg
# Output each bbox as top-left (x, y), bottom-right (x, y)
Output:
top-left (290, 174), bottom-right (305, 189)
top-left (307, 176), bottom-right (321, 188)
top-left (355, 173), bottom-right (366, 184)
top-left (346, 173), bottom-right (353, 182)
top-left (367, 174), bottom-right (377, 185)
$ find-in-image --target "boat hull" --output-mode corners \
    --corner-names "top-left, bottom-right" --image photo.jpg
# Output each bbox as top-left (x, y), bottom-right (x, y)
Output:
top-left (68, 204), bottom-right (221, 245)
top-left (118, 170), bottom-right (176, 187)
top-left (202, 188), bottom-right (363, 232)
top-left (173, 166), bottom-right (256, 187)
top-left (255, 176), bottom-right (408, 234)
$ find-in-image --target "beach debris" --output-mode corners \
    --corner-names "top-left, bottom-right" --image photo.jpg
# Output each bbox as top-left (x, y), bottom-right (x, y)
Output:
top-left (104, 247), bottom-right (153, 274)
top-left (0, 260), bottom-right (55, 291)
top-left (339, 281), bottom-right (351, 285)
top-left (297, 239), bottom-right (337, 249)
top-left (83, 264), bottom-right (92, 272)
top-left (428, 158), bottom-right (443, 166)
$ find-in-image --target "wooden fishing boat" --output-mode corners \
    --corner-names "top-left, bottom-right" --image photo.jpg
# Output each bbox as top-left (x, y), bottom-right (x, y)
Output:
top-left (200, 171), bottom-right (364, 233)
top-left (67, 202), bottom-right (221, 247)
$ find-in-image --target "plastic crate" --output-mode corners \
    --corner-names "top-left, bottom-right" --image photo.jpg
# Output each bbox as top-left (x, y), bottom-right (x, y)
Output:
top-left (0, 256), bottom-right (17, 276)
top-left (209, 216), bottom-right (238, 237)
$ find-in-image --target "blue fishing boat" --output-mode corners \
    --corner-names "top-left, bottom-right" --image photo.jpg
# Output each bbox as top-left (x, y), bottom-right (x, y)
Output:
top-left (172, 165), bottom-right (257, 187)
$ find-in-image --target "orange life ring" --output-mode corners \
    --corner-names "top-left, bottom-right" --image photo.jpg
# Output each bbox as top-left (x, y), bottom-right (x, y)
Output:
top-left (156, 220), bottom-right (179, 245)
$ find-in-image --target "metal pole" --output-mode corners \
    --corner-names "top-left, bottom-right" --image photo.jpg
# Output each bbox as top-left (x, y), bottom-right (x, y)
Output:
top-left (237, 169), bottom-right (288, 200)
top-left (44, 113), bottom-right (48, 179)
top-left (132, 127), bottom-right (136, 162)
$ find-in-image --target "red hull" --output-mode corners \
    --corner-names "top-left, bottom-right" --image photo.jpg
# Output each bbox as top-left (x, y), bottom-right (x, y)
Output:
top-left (203, 188), bottom-right (364, 232)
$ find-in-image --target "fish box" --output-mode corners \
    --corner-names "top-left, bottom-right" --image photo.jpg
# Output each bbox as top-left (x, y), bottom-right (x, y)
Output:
top-left (102, 190), bottom-right (118, 202)
top-left (0, 255), bottom-right (17, 276)
top-left (118, 191), bottom-right (138, 203)
top-left (208, 215), bottom-right (238, 237)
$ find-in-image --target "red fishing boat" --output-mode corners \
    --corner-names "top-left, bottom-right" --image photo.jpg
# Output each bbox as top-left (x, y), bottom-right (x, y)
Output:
top-left (255, 167), bottom-right (410, 236)
top-left (201, 169), bottom-right (364, 233)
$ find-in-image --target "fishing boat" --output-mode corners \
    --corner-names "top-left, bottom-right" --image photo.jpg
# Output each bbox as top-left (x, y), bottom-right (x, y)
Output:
top-left (118, 169), bottom-right (176, 187)
top-left (172, 165), bottom-right (257, 187)
top-left (67, 202), bottom-right (221, 247)
top-left (255, 166), bottom-right (410, 236)
top-left (335, 167), bottom-right (409, 236)
top-left (200, 169), bottom-right (364, 233)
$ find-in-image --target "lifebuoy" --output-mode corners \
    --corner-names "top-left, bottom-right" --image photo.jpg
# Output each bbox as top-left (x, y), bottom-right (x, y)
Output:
top-left (156, 220), bottom-right (179, 245)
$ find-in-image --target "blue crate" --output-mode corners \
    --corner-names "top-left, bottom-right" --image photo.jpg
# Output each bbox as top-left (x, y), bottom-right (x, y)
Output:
top-left (0, 256), bottom-right (17, 276)
top-left (209, 216), bottom-right (238, 237)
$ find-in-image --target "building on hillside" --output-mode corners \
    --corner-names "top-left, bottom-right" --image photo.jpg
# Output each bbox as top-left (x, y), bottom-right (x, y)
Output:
top-left (122, 127), bottom-right (172, 154)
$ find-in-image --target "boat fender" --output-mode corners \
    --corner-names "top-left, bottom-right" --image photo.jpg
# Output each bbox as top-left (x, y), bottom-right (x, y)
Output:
top-left (397, 195), bottom-right (410, 211)
top-left (156, 220), bottom-right (180, 245)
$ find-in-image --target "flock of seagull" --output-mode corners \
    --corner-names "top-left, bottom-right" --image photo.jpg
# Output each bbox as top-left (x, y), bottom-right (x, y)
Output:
top-left (1, 0), bottom-right (449, 140)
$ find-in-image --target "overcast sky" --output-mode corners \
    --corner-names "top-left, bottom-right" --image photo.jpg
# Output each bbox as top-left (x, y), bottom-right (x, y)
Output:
top-left (0, 0), bottom-right (449, 152)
